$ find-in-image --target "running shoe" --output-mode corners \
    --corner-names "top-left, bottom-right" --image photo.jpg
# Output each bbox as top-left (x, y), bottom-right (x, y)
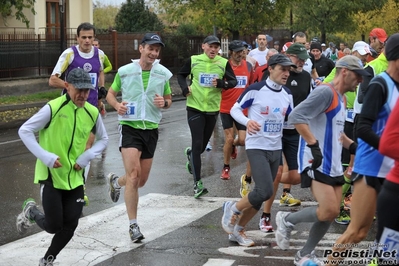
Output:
top-left (294, 250), bottom-right (324, 266)
top-left (259, 216), bottom-right (273, 232)
top-left (229, 227), bottom-right (255, 247)
top-left (231, 145), bottom-right (237, 159)
top-left (107, 172), bottom-right (121, 203)
top-left (83, 185), bottom-right (89, 206)
top-left (39, 256), bottom-right (54, 266)
top-left (334, 208), bottom-right (351, 225)
top-left (275, 211), bottom-right (293, 250)
top-left (221, 201), bottom-right (240, 234)
top-left (129, 223), bottom-right (145, 242)
top-left (240, 174), bottom-right (251, 198)
top-left (220, 166), bottom-right (230, 180)
top-left (185, 147), bottom-right (193, 174)
top-left (280, 192), bottom-right (301, 206)
top-left (16, 198), bottom-right (36, 234)
top-left (206, 141), bottom-right (212, 151)
top-left (194, 180), bottom-right (208, 198)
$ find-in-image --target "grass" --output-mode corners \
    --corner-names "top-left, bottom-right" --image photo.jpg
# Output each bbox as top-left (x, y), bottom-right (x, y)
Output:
top-left (0, 82), bottom-right (113, 105)
top-left (0, 90), bottom-right (61, 105)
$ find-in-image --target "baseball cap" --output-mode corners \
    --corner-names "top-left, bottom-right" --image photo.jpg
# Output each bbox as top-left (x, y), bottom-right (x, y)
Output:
top-left (385, 33), bottom-right (399, 61)
top-left (321, 43), bottom-right (326, 47)
top-left (369, 28), bottom-right (388, 43)
top-left (274, 41), bottom-right (280, 45)
top-left (247, 44), bottom-right (252, 50)
top-left (141, 33), bottom-right (165, 47)
top-left (352, 41), bottom-right (371, 55)
top-left (242, 41), bottom-right (249, 47)
top-left (329, 42), bottom-right (336, 48)
top-left (268, 54), bottom-right (297, 68)
top-left (335, 55), bottom-right (372, 76)
top-left (229, 40), bottom-right (245, 52)
top-left (282, 42), bottom-right (293, 53)
top-left (203, 35), bottom-right (220, 45)
top-left (286, 43), bottom-right (310, 60)
top-left (66, 68), bottom-right (94, 89)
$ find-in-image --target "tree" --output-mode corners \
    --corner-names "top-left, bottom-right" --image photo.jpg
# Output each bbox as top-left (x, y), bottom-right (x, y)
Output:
top-left (0, 0), bottom-right (36, 28)
top-left (93, 1), bottom-right (120, 30)
top-left (292, 0), bottom-right (387, 43)
top-left (115, 0), bottom-right (164, 32)
top-left (155, 0), bottom-right (290, 39)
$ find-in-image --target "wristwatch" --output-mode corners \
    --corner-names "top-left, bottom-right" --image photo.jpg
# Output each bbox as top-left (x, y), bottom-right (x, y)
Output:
top-left (163, 100), bottom-right (168, 108)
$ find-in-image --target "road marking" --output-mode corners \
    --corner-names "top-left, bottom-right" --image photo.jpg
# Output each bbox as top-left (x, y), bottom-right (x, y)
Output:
top-left (203, 258), bottom-right (235, 266)
top-left (0, 193), bottom-right (236, 265)
top-left (0, 193), bottom-right (322, 265)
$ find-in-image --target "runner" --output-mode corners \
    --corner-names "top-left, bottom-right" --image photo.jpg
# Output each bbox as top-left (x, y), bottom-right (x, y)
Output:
top-left (177, 35), bottom-right (237, 198)
top-left (275, 55), bottom-right (371, 265)
top-left (221, 54), bottom-right (295, 246)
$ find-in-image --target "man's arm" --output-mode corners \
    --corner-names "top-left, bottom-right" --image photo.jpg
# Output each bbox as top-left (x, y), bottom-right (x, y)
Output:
top-left (103, 54), bottom-right (113, 73)
top-left (177, 58), bottom-right (192, 97)
top-left (18, 105), bottom-right (59, 168)
top-left (49, 74), bottom-right (67, 88)
top-left (357, 66), bottom-right (374, 103)
top-left (217, 62), bottom-right (237, 88)
top-left (356, 81), bottom-right (386, 149)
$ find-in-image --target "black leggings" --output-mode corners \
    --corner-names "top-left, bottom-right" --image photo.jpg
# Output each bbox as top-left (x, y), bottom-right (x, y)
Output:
top-left (30, 184), bottom-right (84, 260)
top-left (187, 109), bottom-right (218, 182)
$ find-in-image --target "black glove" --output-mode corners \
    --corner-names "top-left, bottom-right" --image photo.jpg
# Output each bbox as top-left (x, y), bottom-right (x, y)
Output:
top-left (98, 86), bottom-right (108, 100)
top-left (307, 140), bottom-right (323, 169)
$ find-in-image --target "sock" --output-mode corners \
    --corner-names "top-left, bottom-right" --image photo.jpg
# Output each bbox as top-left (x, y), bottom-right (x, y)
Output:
top-left (224, 164), bottom-right (230, 168)
top-left (283, 188), bottom-right (291, 194)
top-left (113, 178), bottom-right (121, 189)
top-left (234, 224), bottom-right (244, 232)
top-left (245, 176), bottom-right (252, 184)
top-left (301, 220), bottom-right (332, 256)
top-left (341, 175), bottom-right (351, 207)
top-left (231, 203), bottom-right (241, 214)
top-left (262, 212), bottom-right (271, 218)
top-left (285, 206), bottom-right (318, 225)
top-left (129, 219), bottom-right (137, 225)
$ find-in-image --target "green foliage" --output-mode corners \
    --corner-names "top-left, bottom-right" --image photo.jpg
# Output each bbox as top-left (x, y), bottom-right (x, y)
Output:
top-left (292, 0), bottom-right (387, 43)
top-left (93, 1), bottom-right (120, 30)
top-left (115, 0), bottom-right (164, 32)
top-left (155, 0), bottom-right (290, 37)
top-left (0, 0), bottom-right (36, 28)
top-left (0, 90), bottom-right (60, 105)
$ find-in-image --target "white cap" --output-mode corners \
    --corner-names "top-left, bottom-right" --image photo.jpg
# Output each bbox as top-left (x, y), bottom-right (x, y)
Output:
top-left (218, 49), bottom-right (223, 55)
top-left (321, 43), bottom-right (326, 47)
top-left (352, 41), bottom-right (371, 55)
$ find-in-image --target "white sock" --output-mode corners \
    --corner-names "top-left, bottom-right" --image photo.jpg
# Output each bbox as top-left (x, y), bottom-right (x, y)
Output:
top-left (129, 219), bottom-right (137, 225)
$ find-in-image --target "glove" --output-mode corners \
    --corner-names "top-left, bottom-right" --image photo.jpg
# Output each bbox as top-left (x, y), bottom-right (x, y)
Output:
top-left (307, 140), bottom-right (323, 169)
top-left (98, 86), bottom-right (108, 99)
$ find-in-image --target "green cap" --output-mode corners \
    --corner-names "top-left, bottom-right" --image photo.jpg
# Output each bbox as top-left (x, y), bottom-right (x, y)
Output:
top-left (286, 43), bottom-right (310, 60)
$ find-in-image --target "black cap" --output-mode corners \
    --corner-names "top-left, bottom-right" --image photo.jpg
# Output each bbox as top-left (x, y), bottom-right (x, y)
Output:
top-left (229, 40), bottom-right (245, 52)
top-left (203, 35), bottom-right (221, 45)
top-left (268, 54), bottom-right (297, 68)
top-left (66, 68), bottom-right (94, 89)
top-left (141, 33), bottom-right (165, 47)
top-left (385, 33), bottom-right (399, 61)
top-left (310, 42), bottom-right (322, 52)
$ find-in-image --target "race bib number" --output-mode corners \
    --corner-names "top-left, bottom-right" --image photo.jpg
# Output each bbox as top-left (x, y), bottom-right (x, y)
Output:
top-left (199, 73), bottom-right (219, 87)
top-left (263, 121), bottom-right (282, 136)
top-left (89, 73), bottom-right (97, 88)
top-left (345, 108), bottom-right (354, 123)
top-left (119, 102), bottom-right (137, 120)
top-left (235, 76), bottom-right (247, 88)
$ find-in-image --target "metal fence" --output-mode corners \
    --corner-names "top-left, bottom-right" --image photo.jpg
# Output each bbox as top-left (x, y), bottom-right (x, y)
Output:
top-left (0, 27), bottom-right (205, 80)
top-left (0, 27), bottom-right (291, 80)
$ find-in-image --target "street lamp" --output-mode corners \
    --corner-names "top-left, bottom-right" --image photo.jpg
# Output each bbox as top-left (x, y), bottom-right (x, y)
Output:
top-left (59, 0), bottom-right (65, 52)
